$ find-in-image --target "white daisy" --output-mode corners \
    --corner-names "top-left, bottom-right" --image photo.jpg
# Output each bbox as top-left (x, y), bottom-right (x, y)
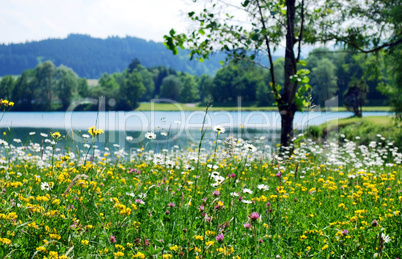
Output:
top-left (126, 136), bottom-right (133, 141)
top-left (257, 184), bottom-right (269, 191)
top-left (41, 182), bottom-right (52, 191)
top-left (381, 233), bottom-right (391, 243)
top-left (145, 132), bottom-right (156, 140)
top-left (213, 125), bottom-right (226, 134)
top-left (243, 188), bottom-right (253, 194)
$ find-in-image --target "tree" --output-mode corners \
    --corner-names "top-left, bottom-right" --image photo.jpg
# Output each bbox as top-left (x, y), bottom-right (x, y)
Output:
top-left (164, 0), bottom-right (401, 147)
top-left (35, 61), bottom-right (56, 110)
top-left (160, 75), bottom-right (183, 101)
top-left (11, 69), bottom-right (36, 111)
top-left (117, 72), bottom-right (146, 110)
top-left (54, 65), bottom-right (79, 110)
top-left (310, 58), bottom-right (338, 107)
top-left (344, 79), bottom-right (368, 117)
top-left (0, 76), bottom-right (16, 100)
top-left (179, 73), bottom-right (199, 103)
top-left (198, 74), bottom-right (214, 103)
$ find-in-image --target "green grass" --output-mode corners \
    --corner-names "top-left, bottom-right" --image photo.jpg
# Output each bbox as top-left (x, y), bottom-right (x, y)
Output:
top-left (307, 115), bottom-right (401, 146)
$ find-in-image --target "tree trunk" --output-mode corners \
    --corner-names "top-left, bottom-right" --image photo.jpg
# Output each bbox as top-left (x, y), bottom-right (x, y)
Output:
top-left (280, 108), bottom-right (295, 147)
top-left (279, 0), bottom-right (298, 147)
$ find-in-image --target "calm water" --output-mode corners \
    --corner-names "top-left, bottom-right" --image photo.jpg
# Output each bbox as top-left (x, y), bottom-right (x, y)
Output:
top-left (0, 111), bottom-right (391, 151)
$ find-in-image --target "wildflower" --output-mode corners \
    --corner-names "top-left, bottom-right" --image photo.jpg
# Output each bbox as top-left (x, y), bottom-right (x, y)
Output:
top-left (81, 240), bottom-right (89, 245)
top-left (41, 182), bottom-right (52, 191)
top-left (371, 219), bottom-right (379, 227)
top-left (206, 241), bottom-right (214, 246)
top-left (212, 190), bottom-right (220, 196)
top-left (244, 223), bottom-right (252, 229)
top-left (249, 212), bottom-right (260, 221)
top-left (244, 144), bottom-right (257, 152)
top-left (342, 229), bottom-right (348, 236)
top-left (168, 202), bottom-right (175, 208)
top-left (194, 235), bottom-right (204, 241)
top-left (114, 251), bottom-right (124, 257)
top-left (161, 131), bottom-right (168, 136)
top-left (321, 244), bottom-right (329, 250)
top-left (110, 235), bottom-right (117, 243)
top-left (170, 245), bottom-right (180, 251)
top-left (126, 136), bottom-right (133, 141)
top-left (88, 126), bottom-right (104, 137)
top-left (214, 201), bottom-right (224, 210)
top-left (50, 132), bottom-right (61, 140)
top-left (145, 132), bottom-right (156, 139)
top-left (213, 125), bottom-right (226, 134)
top-left (257, 184), bottom-right (269, 191)
top-left (40, 133), bottom-right (48, 137)
top-left (243, 188), bottom-right (253, 194)
top-left (381, 233), bottom-right (391, 243)
top-left (215, 234), bottom-right (224, 242)
top-left (135, 199), bottom-right (145, 205)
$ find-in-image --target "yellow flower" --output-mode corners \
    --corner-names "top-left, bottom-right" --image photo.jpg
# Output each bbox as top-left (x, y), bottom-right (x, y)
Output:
top-left (194, 235), bottom-right (204, 241)
top-left (132, 252), bottom-right (145, 258)
top-left (88, 126), bottom-right (104, 136)
top-left (162, 254), bottom-right (173, 259)
top-left (170, 245), bottom-right (180, 251)
top-left (49, 251), bottom-right (58, 258)
top-left (322, 244), bottom-right (329, 250)
top-left (81, 240), bottom-right (89, 245)
top-left (51, 132), bottom-right (61, 140)
top-left (205, 230), bottom-right (216, 237)
top-left (114, 251), bottom-right (124, 257)
top-left (205, 241), bottom-right (214, 246)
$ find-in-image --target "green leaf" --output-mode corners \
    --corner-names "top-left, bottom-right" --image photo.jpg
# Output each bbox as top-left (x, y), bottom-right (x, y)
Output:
top-left (219, 60), bottom-right (224, 66)
top-left (199, 29), bottom-right (205, 35)
top-left (301, 77), bottom-right (309, 84)
top-left (298, 60), bottom-right (307, 66)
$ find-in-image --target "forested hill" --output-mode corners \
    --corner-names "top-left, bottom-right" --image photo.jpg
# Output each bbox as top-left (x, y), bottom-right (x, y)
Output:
top-left (0, 34), bottom-right (226, 78)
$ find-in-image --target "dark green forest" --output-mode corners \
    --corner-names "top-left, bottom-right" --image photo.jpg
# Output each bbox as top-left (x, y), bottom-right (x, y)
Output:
top-left (0, 34), bottom-right (227, 78)
top-left (0, 47), bottom-right (393, 112)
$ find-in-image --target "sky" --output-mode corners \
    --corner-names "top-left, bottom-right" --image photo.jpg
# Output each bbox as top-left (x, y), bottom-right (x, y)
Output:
top-left (0, 0), bottom-right (197, 44)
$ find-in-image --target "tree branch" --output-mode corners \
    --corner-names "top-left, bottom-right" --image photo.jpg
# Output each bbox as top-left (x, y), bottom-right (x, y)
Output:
top-left (345, 37), bottom-right (402, 53)
top-left (296, 0), bottom-right (304, 62)
top-left (256, 0), bottom-right (280, 101)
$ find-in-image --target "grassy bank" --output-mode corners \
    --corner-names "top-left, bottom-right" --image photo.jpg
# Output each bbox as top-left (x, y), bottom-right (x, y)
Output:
top-left (307, 115), bottom-right (401, 146)
top-left (136, 103), bottom-right (390, 112)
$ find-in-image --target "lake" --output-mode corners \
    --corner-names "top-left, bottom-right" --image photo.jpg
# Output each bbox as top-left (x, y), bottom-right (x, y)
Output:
top-left (0, 111), bottom-right (391, 151)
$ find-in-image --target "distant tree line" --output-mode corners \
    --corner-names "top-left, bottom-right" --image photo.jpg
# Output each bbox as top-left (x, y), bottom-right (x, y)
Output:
top-left (0, 48), bottom-right (394, 112)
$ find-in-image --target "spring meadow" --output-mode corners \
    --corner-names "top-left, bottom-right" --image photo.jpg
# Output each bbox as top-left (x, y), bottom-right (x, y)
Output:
top-left (0, 97), bottom-right (401, 259)
top-left (1, 0), bottom-right (401, 258)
